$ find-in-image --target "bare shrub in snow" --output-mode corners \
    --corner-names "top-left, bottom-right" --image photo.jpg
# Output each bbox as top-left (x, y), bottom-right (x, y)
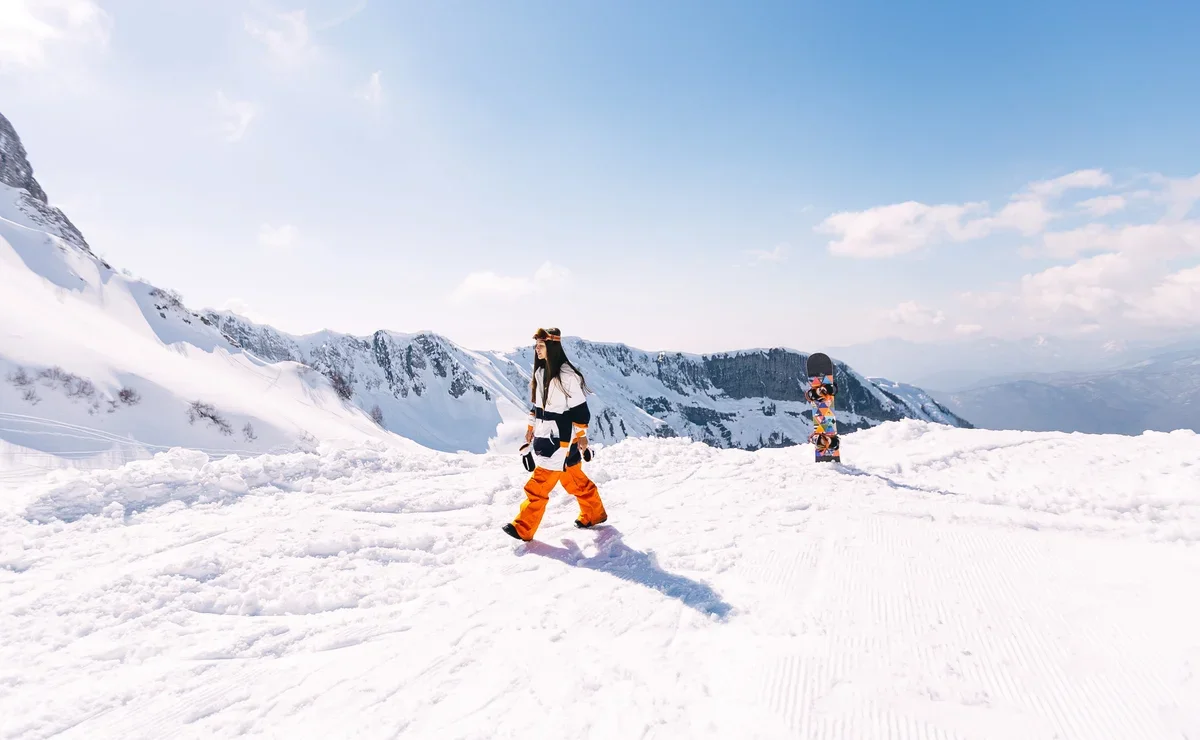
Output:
top-left (187, 401), bottom-right (233, 436)
top-left (328, 369), bottom-right (354, 401)
top-left (243, 422), bottom-right (257, 442)
top-left (7, 367), bottom-right (32, 387)
top-left (370, 404), bottom-right (385, 426)
top-left (22, 388), bottom-right (40, 405)
top-left (67, 378), bottom-right (96, 400)
top-left (118, 387), bottom-right (141, 405)
top-left (22, 366), bottom-right (99, 402)
top-left (37, 366), bottom-right (72, 386)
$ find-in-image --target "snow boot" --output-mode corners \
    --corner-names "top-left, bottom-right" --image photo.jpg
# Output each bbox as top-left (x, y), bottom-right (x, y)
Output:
top-left (574, 513), bottom-right (608, 529)
top-left (502, 523), bottom-right (529, 541)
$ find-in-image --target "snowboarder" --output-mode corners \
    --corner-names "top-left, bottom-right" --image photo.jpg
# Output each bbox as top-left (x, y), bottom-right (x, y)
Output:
top-left (503, 327), bottom-right (608, 541)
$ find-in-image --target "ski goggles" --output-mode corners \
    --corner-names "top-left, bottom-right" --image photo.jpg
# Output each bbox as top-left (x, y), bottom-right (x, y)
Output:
top-left (533, 328), bottom-right (562, 342)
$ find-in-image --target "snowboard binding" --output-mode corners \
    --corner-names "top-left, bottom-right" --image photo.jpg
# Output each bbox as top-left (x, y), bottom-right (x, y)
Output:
top-left (807, 431), bottom-right (840, 451)
top-left (805, 382), bottom-right (837, 403)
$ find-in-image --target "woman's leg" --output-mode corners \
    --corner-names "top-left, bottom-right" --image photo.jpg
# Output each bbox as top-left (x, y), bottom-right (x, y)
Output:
top-left (561, 463), bottom-right (607, 527)
top-left (511, 467), bottom-right (560, 540)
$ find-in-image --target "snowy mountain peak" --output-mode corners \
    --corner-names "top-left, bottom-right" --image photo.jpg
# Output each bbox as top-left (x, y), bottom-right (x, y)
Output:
top-left (0, 112), bottom-right (90, 254)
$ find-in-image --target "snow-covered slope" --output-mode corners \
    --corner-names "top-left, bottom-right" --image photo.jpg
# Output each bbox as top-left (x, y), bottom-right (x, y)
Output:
top-left (0, 113), bottom-right (397, 467)
top-left (200, 311), bottom-right (533, 454)
top-left (3, 422), bottom-right (1198, 739)
top-left (931, 348), bottom-right (1200, 434)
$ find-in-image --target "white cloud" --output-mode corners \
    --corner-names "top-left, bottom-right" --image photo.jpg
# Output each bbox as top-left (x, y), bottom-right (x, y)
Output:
top-left (1018, 253), bottom-right (1135, 316)
top-left (747, 244), bottom-right (787, 263)
top-left (258, 223), bottom-right (299, 250)
top-left (817, 169), bottom-right (1111, 259)
top-left (217, 298), bottom-right (278, 326)
top-left (1027, 169), bottom-right (1111, 198)
top-left (217, 91), bottom-right (260, 142)
top-left (886, 301), bottom-right (946, 327)
top-left (1041, 221), bottom-right (1200, 259)
top-left (245, 9), bottom-right (313, 65)
top-left (451, 262), bottom-right (571, 303)
top-left (0, 0), bottom-right (110, 71)
top-left (820, 168), bottom-right (1200, 339)
top-left (1164, 173), bottom-right (1200, 220)
top-left (1131, 265), bottom-right (1200, 326)
top-left (819, 201), bottom-right (985, 258)
top-left (356, 70), bottom-right (383, 105)
top-left (1078, 195), bottom-right (1126, 217)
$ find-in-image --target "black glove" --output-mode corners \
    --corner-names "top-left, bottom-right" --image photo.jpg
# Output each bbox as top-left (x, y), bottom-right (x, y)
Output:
top-left (519, 443), bottom-right (535, 472)
top-left (565, 443), bottom-right (594, 468)
top-left (565, 443), bottom-right (581, 468)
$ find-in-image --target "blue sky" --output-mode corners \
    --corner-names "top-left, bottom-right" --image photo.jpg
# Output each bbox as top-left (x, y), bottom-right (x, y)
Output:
top-left (2, 0), bottom-right (1199, 353)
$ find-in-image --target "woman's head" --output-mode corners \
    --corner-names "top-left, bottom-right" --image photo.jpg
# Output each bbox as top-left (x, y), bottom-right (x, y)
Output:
top-left (531, 327), bottom-right (588, 403)
top-left (533, 327), bottom-right (560, 361)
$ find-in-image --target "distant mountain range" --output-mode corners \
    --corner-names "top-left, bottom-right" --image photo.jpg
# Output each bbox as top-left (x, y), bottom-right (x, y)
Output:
top-left (830, 335), bottom-right (1200, 392)
top-left (205, 310), bottom-right (972, 453)
top-left (929, 348), bottom-right (1200, 434)
top-left (0, 109), bottom-right (969, 462)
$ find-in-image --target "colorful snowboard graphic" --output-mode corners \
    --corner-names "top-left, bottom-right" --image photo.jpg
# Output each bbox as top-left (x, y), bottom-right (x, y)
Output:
top-left (805, 352), bottom-right (841, 463)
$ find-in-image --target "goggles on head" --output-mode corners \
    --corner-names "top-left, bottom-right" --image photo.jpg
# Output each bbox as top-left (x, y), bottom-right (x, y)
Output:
top-left (533, 328), bottom-right (562, 342)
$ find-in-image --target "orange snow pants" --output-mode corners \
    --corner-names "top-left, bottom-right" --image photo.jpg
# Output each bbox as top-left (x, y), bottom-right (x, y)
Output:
top-left (510, 463), bottom-right (607, 540)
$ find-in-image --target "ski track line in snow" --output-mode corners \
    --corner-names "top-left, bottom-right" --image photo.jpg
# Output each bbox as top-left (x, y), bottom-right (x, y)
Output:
top-left (748, 512), bottom-right (1197, 740)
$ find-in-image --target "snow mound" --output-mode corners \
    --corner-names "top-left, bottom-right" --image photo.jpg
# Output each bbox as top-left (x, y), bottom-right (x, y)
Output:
top-left (3, 422), bottom-right (1199, 739)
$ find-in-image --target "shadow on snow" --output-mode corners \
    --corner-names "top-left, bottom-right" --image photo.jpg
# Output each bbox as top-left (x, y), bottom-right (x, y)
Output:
top-left (520, 526), bottom-right (733, 621)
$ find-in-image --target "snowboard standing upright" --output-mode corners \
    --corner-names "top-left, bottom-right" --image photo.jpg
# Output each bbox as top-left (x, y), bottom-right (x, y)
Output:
top-left (805, 352), bottom-right (841, 463)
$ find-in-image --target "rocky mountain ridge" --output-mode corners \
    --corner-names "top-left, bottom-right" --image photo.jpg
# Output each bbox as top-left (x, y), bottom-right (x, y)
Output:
top-left (0, 112), bottom-right (91, 254)
top-left (205, 312), bottom-right (973, 454)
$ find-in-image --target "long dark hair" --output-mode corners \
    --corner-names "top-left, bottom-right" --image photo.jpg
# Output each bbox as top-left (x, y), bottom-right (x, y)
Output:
top-left (530, 328), bottom-right (590, 405)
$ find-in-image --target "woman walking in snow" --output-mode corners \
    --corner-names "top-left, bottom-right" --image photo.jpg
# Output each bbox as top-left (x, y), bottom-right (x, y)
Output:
top-left (503, 327), bottom-right (608, 541)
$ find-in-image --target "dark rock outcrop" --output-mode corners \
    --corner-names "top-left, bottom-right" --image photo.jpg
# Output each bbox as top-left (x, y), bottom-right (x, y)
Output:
top-left (0, 111), bottom-right (92, 254)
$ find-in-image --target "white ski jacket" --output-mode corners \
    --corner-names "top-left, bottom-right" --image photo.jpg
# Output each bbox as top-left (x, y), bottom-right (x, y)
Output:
top-left (527, 365), bottom-right (590, 470)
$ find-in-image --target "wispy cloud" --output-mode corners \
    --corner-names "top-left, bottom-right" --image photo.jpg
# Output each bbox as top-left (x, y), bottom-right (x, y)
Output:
top-left (0, 0), bottom-right (111, 72)
top-left (817, 169), bottom-right (1111, 258)
top-left (1041, 220), bottom-right (1200, 260)
top-left (451, 263), bottom-right (571, 303)
top-left (1078, 194), bottom-right (1126, 217)
top-left (258, 223), bottom-right (299, 250)
top-left (245, 9), bottom-right (313, 66)
top-left (217, 91), bottom-right (260, 142)
top-left (1163, 173), bottom-right (1200, 220)
top-left (217, 297), bottom-right (279, 326)
top-left (356, 70), bottom-right (383, 105)
top-left (746, 244), bottom-right (787, 264)
top-left (819, 201), bottom-right (986, 258)
top-left (1133, 265), bottom-right (1200, 326)
top-left (886, 301), bottom-right (946, 327)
